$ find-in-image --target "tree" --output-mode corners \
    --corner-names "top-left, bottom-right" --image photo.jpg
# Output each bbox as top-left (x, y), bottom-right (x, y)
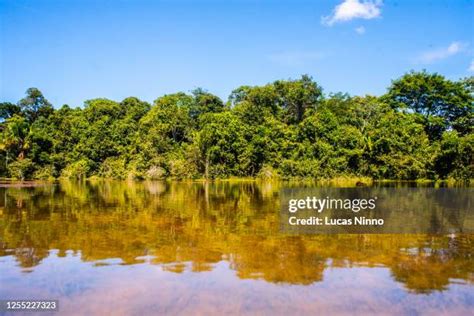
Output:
top-left (274, 75), bottom-right (323, 124)
top-left (0, 102), bottom-right (21, 121)
top-left (78, 99), bottom-right (124, 166)
top-left (385, 71), bottom-right (473, 139)
top-left (197, 112), bottom-right (248, 178)
top-left (18, 88), bottom-right (54, 122)
top-left (190, 88), bottom-right (225, 120)
top-left (140, 93), bottom-right (193, 148)
top-left (434, 131), bottom-right (473, 180)
top-left (1, 115), bottom-right (31, 160)
top-left (120, 97), bottom-right (150, 121)
top-left (0, 74), bottom-right (471, 180)
top-left (367, 111), bottom-right (432, 179)
top-left (230, 84), bottom-right (281, 126)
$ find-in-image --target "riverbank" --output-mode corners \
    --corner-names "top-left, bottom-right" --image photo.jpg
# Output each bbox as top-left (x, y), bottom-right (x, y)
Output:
top-left (1, 176), bottom-right (471, 187)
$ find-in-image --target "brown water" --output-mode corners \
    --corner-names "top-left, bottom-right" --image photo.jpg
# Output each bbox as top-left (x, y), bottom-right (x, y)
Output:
top-left (0, 181), bottom-right (473, 315)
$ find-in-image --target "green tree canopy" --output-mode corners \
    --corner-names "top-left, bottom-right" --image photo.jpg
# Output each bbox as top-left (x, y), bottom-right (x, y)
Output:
top-left (0, 72), bottom-right (472, 181)
top-left (385, 71), bottom-right (473, 139)
top-left (18, 88), bottom-right (54, 123)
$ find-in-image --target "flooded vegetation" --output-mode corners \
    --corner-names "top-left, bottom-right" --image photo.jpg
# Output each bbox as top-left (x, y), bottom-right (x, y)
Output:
top-left (0, 181), bottom-right (473, 315)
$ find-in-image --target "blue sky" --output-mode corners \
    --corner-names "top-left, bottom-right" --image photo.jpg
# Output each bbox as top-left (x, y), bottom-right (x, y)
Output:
top-left (1, 0), bottom-right (473, 107)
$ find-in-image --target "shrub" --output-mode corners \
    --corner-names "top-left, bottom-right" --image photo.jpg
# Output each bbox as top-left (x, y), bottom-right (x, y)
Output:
top-left (169, 158), bottom-right (198, 179)
top-left (32, 165), bottom-right (55, 180)
top-left (8, 159), bottom-right (35, 180)
top-left (61, 159), bottom-right (92, 179)
top-left (145, 165), bottom-right (167, 179)
top-left (99, 157), bottom-right (128, 179)
top-left (257, 164), bottom-right (279, 180)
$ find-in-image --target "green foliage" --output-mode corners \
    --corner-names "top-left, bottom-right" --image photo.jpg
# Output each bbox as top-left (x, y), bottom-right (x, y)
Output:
top-left (61, 159), bottom-right (93, 179)
top-left (197, 111), bottom-right (248, 178)
top-left (0, 102), bottom-right (21, 121)
top-left (99, 157), bottom-right (128, 179)
top-left (18, 88), bottom-right (54, 123)
top-left (1, 115), bottom-right (32, 160)
top-left (274, 74), bottom-right (323, 124)
top-left (32, 165), bottom-right (55, 180)
top-left (190, 88), bottom-right (225, 120)
top-left (385, 71), bottom-right (473, 140)
top-left (7, 158), bottom-right (34, 180)
top-left (434, 131), bottom-right (473, 180)
top-left (367, 111), bottom-right (432, 179)
top-left (257, 164), bottom-right (280, 180)
top-left (138, 93), bottom-right (193, 156)
top-left (0, 73), bottom-right (472, 181)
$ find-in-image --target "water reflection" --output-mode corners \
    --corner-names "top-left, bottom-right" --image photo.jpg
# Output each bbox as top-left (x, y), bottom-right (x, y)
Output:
top-left (0, 181), bottom-right (473, 314)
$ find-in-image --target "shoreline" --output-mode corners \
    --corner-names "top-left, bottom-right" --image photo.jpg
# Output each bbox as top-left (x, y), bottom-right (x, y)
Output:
top-left (1, 177), bottom-right (472, 187)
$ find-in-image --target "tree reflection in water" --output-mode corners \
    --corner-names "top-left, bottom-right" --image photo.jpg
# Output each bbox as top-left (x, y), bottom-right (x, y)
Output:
top-left (0, 180), bottom-right (472, 295)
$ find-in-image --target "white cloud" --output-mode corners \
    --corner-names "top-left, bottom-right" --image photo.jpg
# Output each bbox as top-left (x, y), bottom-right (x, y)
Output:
top-left (322, 0), bottom-right (382, 26)
top-left (418, 41), bottom-right (468, 64)
top-left (469, 60), bottom-right (474, 72)
top-left (355, 26), bottom-right (366, 34)
top-left (267, 51), bottom-right (325, 66)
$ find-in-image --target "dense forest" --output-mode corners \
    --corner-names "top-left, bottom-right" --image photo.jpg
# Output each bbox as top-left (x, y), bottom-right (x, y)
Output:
top-left (0, 71), bottom-right (472, 181)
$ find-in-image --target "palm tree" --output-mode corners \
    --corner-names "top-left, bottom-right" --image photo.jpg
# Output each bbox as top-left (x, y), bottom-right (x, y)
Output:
top-left (0, 115), bottom-right (31, 161)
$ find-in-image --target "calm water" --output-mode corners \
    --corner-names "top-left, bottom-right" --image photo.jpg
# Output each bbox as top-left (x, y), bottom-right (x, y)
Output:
top-left (0, 181), bottom-right (473, 315)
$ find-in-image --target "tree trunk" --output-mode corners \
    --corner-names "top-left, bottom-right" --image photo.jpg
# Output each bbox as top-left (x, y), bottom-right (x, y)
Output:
top-left (205, 154), bottom-right (209, 180)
